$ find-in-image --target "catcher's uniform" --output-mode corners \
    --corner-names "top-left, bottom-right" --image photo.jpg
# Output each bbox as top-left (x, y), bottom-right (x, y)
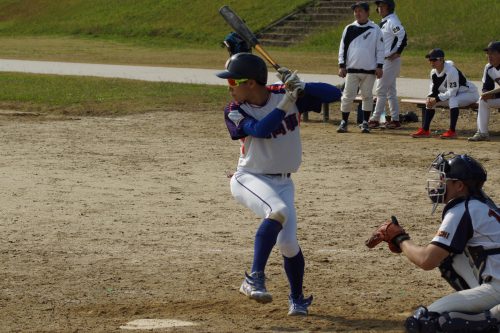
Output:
top-left (225, 83), bottom-right (340, 257)
top-left (476, 63), bottom-right (500, 134)
top-left (338, 20), bottom-right (384, 113)
top-left (427, 196), bottom-right (500, 314)
top-left (428, 60), bottom-right (479, 109)
top-left (371, 12), bottom-right (407, 122)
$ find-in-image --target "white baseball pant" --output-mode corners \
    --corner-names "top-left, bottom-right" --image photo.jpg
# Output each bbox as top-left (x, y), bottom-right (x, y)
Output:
top-left (372, 57), bottom-right (401, 121)
top-left (341, 73), bottom-right (376, 113)
top-left (477, 98), bottom-right (500, 134)
top-left (434, 86), bottom-right (479, 109)
top-left (230, 171), bottom-right (300, 258)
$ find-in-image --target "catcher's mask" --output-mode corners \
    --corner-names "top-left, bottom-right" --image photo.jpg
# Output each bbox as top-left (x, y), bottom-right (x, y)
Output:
top-left (427, 152), bottom-right (487, 214)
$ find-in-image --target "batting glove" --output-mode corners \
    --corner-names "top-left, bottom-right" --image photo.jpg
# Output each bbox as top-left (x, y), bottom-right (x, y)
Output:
top-left (276, 87), bottom-right (299, 113)
top-left (284, 71), bottom-right (305, 93)
top-left (276, 67), bottom-right (292, 83)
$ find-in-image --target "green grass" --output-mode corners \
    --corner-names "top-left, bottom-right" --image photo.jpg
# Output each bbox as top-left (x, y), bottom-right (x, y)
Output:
top-left (0, 72), bottom-right (228, 115)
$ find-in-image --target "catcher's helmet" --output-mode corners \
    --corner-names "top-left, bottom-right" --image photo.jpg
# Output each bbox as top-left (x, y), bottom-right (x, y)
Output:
top-left (375, 0), bottom-right (395, 13)
top-left (216, 53), bottom-right (267, 85)
top-left (427, 152), bottom-right (487, 213)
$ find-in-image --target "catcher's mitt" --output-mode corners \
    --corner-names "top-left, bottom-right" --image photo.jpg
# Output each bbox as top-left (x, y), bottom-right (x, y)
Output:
top-left (365, 216), bottom-right (410, 253)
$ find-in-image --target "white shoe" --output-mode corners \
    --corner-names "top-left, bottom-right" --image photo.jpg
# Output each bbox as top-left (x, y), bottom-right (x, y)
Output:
top-left (468, 132), bottom-right (490, 142)
top-left (239, 271), bottom-right (272, 303)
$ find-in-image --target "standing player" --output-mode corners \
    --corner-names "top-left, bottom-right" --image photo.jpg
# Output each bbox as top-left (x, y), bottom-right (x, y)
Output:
top-left (337, 1), bottom-right (384, 134)
top-left (366, 153), bottom-right (500, 332)
top-left (368, 0), bottom-right (407, 129)
top-left (216, 53), bottom-right (341, 316)
top-left (468, 41), bottom-right (500, 142)
top-left (411, 48), bottom-right (479, 139)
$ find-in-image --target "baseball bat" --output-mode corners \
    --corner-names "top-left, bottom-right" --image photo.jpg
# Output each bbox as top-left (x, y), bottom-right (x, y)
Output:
top-left (481, 87), bottom-right (500, 97)
top-left (219, 5), bottom-right (281, 70)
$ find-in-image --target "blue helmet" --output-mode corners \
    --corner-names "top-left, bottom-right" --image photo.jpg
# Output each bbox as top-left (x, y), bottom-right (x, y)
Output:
top-left (216, 53), bottom-right (267, 85)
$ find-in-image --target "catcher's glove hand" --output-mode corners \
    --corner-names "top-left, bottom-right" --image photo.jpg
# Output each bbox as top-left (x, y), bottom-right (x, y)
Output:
top-left (365, 216), bottom-right (410, 253)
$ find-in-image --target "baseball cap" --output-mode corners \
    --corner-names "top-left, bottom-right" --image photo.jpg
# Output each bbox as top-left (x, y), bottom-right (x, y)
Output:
top-left (425, 48), bottom-right (445, 60)
top-left (484, 41), bottom-right (500, 52)
top-left (351, 1), bottom-right (370, 11)
top-left (375, 0), bottom-right (395, 7)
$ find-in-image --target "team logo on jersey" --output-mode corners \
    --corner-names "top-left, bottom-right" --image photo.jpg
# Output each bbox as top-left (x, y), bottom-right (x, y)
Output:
top-left (436, 230), bottom-right (450, 239)
top-left (363, 31), bottom-right (371, 40)
top-left (228, 110), bottom-right (244, 126)
top-left (392, 26), bottom-right (400, 33)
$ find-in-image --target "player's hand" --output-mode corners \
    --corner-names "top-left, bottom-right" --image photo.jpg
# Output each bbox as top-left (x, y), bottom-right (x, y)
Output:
top-left (284, 71), bottom-right (305, 93)
top-left (276, 87), bottom-right (299, 113)
top-left (338, 68), bottom-right (347, 78)
top-left (276, 67), bottom-right (292, 83)
top-left (387, 53), bottom-right (400, 61)
top-left (365, 216), bottom-right (410, 253)
top-left (375, 68), bottom-right (383, 79)
top-left (426, 97), bottom-right (437, 108)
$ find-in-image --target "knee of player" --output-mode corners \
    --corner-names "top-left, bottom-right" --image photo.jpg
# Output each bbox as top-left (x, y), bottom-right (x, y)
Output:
top-left (268, 207), bottom-right (289, 225)
top-left (277, 238), bottom-right (300, 258)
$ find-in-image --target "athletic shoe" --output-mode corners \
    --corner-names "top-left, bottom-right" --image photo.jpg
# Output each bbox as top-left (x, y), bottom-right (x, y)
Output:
top-left (288, 294), bottom-right (313, 316)
top-left (239, 271), bottom-right (272, 303)
top-left (368, 120), bottom-right (380, 129)
top-left (385, 120), bottom-right (401, 129)
top-left (411, 128), bottom-right (430, 138)
top-left (360, 121), bottom-right (370, 133)
top-left (337, 120), bottom-right (348, 133)
top-left (468, 132), bottom-right (490, 142)
top-left (440, 129), bottom-right (457, 139)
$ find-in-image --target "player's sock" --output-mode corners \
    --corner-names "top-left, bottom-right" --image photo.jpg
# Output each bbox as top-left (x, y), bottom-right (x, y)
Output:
top-left (423, 109), bottom-right (435, 131)
top-left (283, 249), bottom-right (305, 299)
top-left (251, 218), bottom-right (282, 273)
top-left (449, 107), bottom-right (459, 131)
top-left (363, 111), bottom-right (371, 122)
top-left (420, 109), bottom-right (426, 128)
top-left (342, 111), bottom-right (350, 122)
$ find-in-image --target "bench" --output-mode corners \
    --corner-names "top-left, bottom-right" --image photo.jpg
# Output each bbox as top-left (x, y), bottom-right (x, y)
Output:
top-left (302, 96), bottom-right (365, 122)
top-left (400, 98), bottom-right (479, 113)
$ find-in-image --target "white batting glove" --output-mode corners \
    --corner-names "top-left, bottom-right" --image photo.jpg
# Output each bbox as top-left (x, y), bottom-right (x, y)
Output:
top-left (276, 67), bottom-right (292, 83)
top-left (277, 87), bottom-right (300, 113)
top-left (284, 71), bottom-right (305, 93)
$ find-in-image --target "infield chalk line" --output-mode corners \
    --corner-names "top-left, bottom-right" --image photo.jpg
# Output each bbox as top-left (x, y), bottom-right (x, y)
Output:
top-left (120, 319), bottom-right (197, 330)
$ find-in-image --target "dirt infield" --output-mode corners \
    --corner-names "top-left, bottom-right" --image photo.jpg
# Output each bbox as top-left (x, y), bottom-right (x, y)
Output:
top-left (1, 106), bottom-right (499, 332)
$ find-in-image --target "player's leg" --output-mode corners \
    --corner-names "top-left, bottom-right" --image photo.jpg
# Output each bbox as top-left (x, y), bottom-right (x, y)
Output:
top-left (230, 172), bottom-right (289, 303)
top-left (339, 73), bottom-right (361, 132)
top-left (372, 76), bottom-right (389, 124)
top-left (358, 73), bottom-right (376, 133)
top-left (274, 181), bottom-right (312, 316)
top-left (469, 98), bottom-right (500, 141)
top-left (386, 57), bottom-right (401, 126)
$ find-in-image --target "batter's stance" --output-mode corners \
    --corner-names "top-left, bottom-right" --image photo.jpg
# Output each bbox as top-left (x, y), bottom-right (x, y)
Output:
top-left (366, 153), bottom-right (500, 332)
top-left (216, 53), bottom-right (341, 316)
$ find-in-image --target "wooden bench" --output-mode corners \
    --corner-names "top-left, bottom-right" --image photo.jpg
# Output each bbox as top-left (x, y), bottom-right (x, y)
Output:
top-left (400, 98), bottom-right (479, 113)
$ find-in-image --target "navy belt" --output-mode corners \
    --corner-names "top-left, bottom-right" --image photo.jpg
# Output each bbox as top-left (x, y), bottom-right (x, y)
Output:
top-left (266, 173), bottom-right (291, 178)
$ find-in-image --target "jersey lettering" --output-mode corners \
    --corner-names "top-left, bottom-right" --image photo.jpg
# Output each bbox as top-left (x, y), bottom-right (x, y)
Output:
top-left (489, 209), bottom-right (500, 223)
top-left (449, 82), bottom-right (458, 88)
top-left (270, 114), bottom-right (299, 138)
top-left (392, 26), bottom-right (400, 33)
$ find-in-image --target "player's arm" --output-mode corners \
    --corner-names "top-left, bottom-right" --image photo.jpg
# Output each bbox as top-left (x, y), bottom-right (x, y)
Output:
top-left (399, 240), bottom-right (450, 271)
top-left (224, 103), bottom-right (285, 139)
top-left (437, 67), bottom-right (459, 102)
top-left (338, 27), bottom-right (348, 77)
top-left (392, 22), bottom-right (407, 57)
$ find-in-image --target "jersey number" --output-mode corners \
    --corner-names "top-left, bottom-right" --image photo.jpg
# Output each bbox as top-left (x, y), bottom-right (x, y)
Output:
top-left (449, 82), bottom-right (458, 88)
top-left (489, 209), bottom-right (500, 223)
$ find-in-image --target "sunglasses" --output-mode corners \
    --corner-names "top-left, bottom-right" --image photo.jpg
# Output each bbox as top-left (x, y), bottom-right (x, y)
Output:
top-left (227, 78), bottom-right (249, 87)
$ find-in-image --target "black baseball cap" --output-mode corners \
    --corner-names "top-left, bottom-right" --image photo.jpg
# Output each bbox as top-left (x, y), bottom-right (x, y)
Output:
top-left (351, 1), bottom-right (370, 11)
top-left (484, 41), bottom-right (500, 52)
top-left (425, 48), bottom-right (445, 60)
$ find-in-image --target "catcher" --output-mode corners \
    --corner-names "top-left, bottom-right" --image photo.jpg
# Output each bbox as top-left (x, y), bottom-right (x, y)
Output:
top-left (366, 152), bottom-right (500, 332)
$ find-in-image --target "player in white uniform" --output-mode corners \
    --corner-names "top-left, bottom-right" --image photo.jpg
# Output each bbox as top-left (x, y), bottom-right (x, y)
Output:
top-left (216, 53), bottom-right (341, 316)
top-left (337, 1), bottom-right (384, 133)
top-left (411, 48), bottom-right (479, 139)
top-left (369, 153), bottom-right (500, 332)
top-left (368, 0), bottom-right (407, 129)
top-left (469, 41), bottom-right (500, 142)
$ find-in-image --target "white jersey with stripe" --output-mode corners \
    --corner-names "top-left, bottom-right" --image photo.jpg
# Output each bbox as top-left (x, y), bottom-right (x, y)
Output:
top-left (431, 197), bottom-right (500, 282)
top-left (482, 63), bottom-right (500, 94)
top-left (224, 87), bottom-right (302, 174)
top-left (379, 13), bottom-right (407, 58)
top-left (428, 60), bottom-right (476, 101)
top-left (338, 20), bottom-right (385, 71)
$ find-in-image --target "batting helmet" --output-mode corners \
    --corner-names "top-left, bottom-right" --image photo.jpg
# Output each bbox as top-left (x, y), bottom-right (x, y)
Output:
top-left (216, 53), bottom-right (268, 85)
top-left (375, 0), bottom-right (395, 13)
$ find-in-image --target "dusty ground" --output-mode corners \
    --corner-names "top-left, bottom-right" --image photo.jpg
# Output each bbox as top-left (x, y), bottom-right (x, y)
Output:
top-left (0, 104), bottom-right (499, 333)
